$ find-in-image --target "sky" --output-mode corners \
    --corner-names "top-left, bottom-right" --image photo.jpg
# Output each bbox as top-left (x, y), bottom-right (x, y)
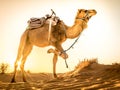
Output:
top-left (0, 0), bottom-right (120, 73)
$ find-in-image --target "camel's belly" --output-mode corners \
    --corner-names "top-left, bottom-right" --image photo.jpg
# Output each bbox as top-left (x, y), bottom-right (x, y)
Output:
top-left (28, 29), bottom-right (50, 47)
top-left (29, 36), bottom-right (50, 47)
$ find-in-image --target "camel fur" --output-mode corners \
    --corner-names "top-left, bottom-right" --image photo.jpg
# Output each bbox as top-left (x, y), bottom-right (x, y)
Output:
top-left (11, 9), bottom-right (97, 82)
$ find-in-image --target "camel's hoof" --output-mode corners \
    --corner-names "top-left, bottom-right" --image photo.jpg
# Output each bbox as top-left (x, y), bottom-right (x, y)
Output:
top-left (23, 80), bottom-right (27, 82)
top-left (11, 79), bottom-right (16, 83)
top-left (23, 78), bottom-right (27, 82)
top-left (53, 74), bottom-right (57, 78)
top-left (56, 76), bottom-right (64, 79)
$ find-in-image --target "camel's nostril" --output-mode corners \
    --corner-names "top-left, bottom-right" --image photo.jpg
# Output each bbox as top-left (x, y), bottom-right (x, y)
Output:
top-left (93, 10), bottom-right (97, 14)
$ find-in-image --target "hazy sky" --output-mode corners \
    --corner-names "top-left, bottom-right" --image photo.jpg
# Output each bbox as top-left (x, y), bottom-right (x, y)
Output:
top-left (0, 0), bottom-right (120, 73)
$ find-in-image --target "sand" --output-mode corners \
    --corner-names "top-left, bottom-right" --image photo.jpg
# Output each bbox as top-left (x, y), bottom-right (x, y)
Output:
top-left (0, 60), bottom-right (120, 90)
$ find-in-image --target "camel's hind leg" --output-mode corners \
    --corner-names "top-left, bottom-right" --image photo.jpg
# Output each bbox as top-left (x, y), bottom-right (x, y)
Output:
top-left (11, 52), bottom-right (22, 83)
top-left (11, 30), bottom-right (29, 83)
top-left (20, 43), bottom-right (32, 82)
top-left (11, 43), bottom-right (32, 82)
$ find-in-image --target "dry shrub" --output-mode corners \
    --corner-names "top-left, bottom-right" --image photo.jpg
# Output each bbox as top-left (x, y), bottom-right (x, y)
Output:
top-left (0, 63), bottom-right (9, 74)
top-left (63, 58), bottom-right (98, 77)
top-left (75, 58), bottom-right (98, 70)
top-left (26, 70), bottom-right (31, 74)
top-left (70, 58), bottom-right (98, 76)
top-left (107, 63), bottom-right (120, 73)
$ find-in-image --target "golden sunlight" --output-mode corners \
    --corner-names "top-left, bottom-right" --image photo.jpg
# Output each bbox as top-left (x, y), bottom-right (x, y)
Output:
top-left (0, 0), bottom-right (120, 74)
top-left (0, 0), bottom-right (120, 89)
top-left (17, 61), bottom-right (21, 70)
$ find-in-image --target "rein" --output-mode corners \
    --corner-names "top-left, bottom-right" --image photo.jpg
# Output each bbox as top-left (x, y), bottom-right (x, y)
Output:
top-left (64, 35), bottom-right (81, 68)
top-left (55, 10), bottom-right (89, 68)
top-left (63, 14), bottom-right (88, 68)
top-left (64, 35), bottom-right (80, 53)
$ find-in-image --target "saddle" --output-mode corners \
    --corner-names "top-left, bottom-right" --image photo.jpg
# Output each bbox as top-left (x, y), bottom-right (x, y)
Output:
top-left (27, 15), bottom-right (59, 30)
top-left (27, 17), bottom-right (46, 30)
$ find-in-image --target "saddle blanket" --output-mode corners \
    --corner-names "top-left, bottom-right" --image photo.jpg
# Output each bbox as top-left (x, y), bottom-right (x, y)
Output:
top-left (27, 17), bottom-right (46, 30)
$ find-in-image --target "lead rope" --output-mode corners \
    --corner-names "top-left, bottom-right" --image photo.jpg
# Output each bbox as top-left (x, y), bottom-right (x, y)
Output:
top-left (64, 35), bottom-right (80, 68)
top-left (60, 21), bottom-right (81, 69)
top-left (64, 35), bottom-right (80, 52)
top-left (63, 19), bottom-right (84, 69)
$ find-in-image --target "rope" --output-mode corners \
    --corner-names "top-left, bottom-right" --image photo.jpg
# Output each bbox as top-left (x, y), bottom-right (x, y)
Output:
top-left (64, 35), bottom-right (80, 52)
top-left (63, 35), bottom-right (81, 68)
top-left (62, 18), bottom-right (85, 68)
top-left (60, 21), bottom-right (81, 69)
top-left (65, 59), bottom-right (68, 68)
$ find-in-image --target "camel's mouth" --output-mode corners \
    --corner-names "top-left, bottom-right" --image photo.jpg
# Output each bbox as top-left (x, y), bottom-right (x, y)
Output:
top-left (76, 9), bottom-right (97, 20)
top-left (87, 9), bottom-right (97, 17)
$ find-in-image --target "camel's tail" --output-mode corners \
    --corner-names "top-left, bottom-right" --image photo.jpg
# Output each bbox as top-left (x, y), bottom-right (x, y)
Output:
top-left (16, 30), bottom-right (29, 60)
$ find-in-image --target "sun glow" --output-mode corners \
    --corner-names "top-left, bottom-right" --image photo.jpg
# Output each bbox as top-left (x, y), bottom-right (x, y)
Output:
top-left (17, 61), bottom-right (21, 70)
top-left (0, 0), bottom-right (120, 73)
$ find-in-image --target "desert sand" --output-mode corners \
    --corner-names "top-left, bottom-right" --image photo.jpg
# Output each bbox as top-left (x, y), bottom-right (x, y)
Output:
top-left (0, 60), bottom-right (120, 90)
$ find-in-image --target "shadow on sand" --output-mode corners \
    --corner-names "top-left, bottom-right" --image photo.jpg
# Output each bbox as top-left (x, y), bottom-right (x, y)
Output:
top-left (6, 82), bottom-right (34, 90)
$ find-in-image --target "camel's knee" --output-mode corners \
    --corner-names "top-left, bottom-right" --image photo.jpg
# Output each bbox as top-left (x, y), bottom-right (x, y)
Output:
top-left (47, 48), bottom-right (68, 59)
top-left (60, 52), bottom-right (68, 59)
top-left (47, 48), bottom-right (59, 54)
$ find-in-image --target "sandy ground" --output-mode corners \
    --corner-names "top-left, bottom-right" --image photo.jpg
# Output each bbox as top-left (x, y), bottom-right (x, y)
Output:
top-left (0, 60), bottom-right (120, 90)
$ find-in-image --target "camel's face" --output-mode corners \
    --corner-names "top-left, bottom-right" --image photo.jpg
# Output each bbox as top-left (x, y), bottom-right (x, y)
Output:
top-left (76, 9), bottom-right (97, 20)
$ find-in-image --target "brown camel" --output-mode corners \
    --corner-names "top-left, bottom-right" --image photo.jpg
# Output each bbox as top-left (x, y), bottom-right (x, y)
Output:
top-left (11, 9), bottom-right (97, 82)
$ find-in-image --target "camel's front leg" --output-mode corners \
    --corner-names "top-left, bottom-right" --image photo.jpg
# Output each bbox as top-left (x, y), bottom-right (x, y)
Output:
top-left (51, 43), bottom-right (68, 59)
top-left (53, 53), bottom-right (58, 78)
top-left (56, 44), bottom-right (68, 59)
top-left (48, 48), bottom-right (68, 59)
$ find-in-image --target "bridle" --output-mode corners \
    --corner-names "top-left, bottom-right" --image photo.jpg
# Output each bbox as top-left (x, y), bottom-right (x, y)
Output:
top-left (76, 10), bottom-right (90, 21)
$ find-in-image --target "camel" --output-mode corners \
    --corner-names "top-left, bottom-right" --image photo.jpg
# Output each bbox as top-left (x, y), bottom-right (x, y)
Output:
top-left (11, 9), bottom-right (97, 82)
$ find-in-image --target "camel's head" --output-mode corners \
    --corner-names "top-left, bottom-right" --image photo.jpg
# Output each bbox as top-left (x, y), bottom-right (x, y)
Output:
top-left (76, 9), bottom-right (97, 22)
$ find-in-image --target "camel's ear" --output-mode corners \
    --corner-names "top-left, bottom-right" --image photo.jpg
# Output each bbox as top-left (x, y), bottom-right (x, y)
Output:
top-left (78, 9), bottom-right (82, 12)
top-left (78, 9), bottom-right (82, 13)
top-left (78, 9), bottom-right (85, 13)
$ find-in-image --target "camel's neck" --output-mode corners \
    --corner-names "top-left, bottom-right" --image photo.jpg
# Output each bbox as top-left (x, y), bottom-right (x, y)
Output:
top-left (66, 19), bottom-right (87, 39)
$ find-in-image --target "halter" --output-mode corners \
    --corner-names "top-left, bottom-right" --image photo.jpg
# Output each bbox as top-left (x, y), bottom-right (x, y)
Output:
top-left (76, 10), bottom-right (89, 21)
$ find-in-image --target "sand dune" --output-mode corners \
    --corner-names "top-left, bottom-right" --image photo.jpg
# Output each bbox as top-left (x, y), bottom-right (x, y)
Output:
top-left (0, 60), bottom-right (120, 90)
